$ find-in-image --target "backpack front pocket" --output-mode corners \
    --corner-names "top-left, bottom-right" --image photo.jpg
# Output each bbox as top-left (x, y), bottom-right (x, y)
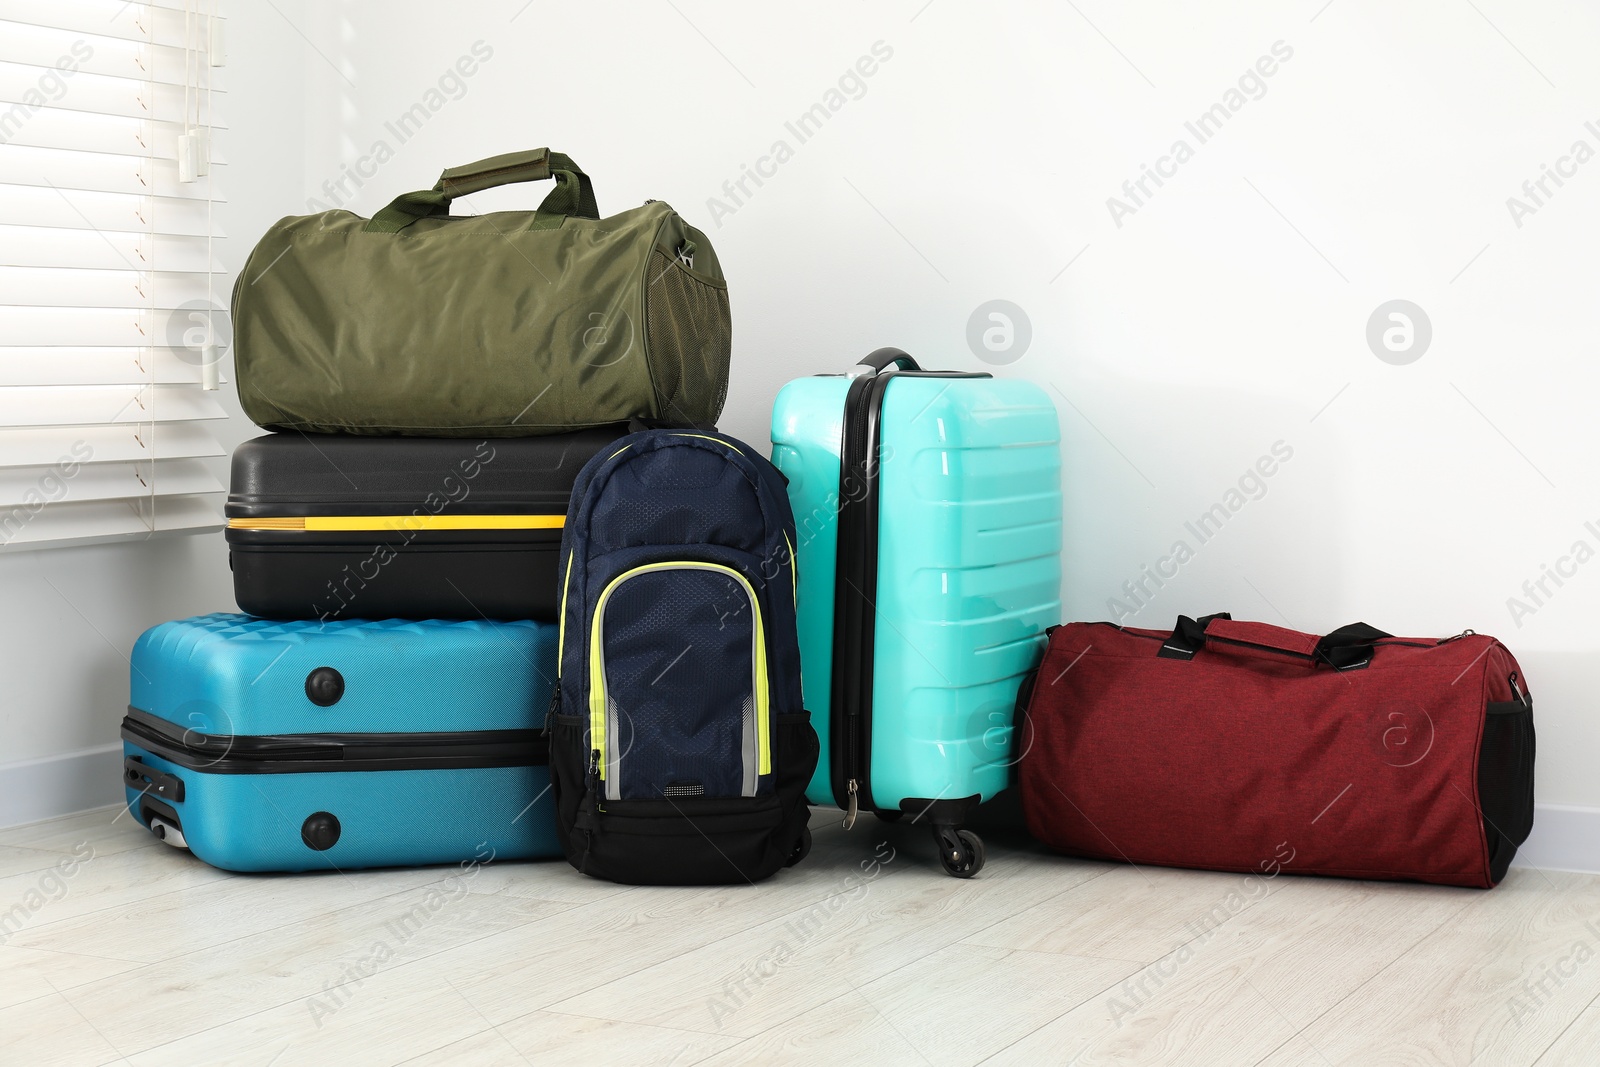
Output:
top-left (589, 562), bottom-right (770, 801)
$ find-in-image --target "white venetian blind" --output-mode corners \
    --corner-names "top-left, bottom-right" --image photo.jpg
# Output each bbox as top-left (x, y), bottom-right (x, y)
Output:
top-left (0, 0), bottom-right (228, 550)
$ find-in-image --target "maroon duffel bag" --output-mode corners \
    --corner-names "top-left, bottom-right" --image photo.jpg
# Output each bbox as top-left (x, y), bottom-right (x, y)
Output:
top-left (1017, 614), bottom-right (1535, 888)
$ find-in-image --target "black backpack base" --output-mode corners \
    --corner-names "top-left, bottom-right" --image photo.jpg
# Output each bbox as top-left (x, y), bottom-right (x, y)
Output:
top-left (550, 710), bottom-right (816, 885)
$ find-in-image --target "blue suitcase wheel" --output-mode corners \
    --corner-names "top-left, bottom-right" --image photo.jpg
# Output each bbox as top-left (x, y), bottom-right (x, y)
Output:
top-left (301, 812), bottom-right (341, 850)
top-left (305, 667), bottom-right (345, 706)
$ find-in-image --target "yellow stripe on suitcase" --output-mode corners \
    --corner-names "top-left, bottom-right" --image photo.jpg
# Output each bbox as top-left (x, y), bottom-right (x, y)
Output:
top-left (228, 515), bottom-right (566, 532)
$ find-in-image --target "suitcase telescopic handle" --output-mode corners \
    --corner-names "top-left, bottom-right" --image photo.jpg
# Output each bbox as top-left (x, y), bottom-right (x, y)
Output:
top-left (1159, 614), bottom-right (1391, 671)
top-left (855, 348), bottom-right (921, 375)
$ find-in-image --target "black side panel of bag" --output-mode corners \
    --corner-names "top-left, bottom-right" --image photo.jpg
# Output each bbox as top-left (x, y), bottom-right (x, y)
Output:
top-left (1479, 700), bottom-right (1536, 885)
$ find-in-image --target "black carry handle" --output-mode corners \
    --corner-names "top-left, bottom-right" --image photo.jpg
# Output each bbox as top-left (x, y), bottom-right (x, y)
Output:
top-left (1158, 613), bottom-right (1392, 670)
top-left (855, 348), bottom-right (921, 374)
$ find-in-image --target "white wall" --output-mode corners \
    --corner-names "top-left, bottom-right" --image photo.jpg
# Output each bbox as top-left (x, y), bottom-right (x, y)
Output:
top-left (0, 0), bottom-right (306, 823)
top-left (289, 0), bottom-right (1598, 810)
top-left (10, 1), bottom-right (1599, 854)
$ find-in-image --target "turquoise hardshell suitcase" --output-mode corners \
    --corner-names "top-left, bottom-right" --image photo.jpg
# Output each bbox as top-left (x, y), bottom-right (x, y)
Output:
top-left (771, 350), bottom-right (1061, 876)
top-left (120, 614), bottom-right (561, 872)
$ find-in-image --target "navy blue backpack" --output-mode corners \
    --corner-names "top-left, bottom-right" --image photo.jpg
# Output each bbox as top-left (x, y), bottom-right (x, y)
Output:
top-left (549, 429), bottom-right (818, 884)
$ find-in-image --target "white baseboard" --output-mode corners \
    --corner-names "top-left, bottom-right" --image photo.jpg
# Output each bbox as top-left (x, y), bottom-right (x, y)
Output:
top-left (0, 743), bottom-right (124, 830)
top-left (1514, 804), bottom-right (1600, 875)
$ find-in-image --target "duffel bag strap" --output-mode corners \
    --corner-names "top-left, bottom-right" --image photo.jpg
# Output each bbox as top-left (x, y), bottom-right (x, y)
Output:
top-left (364, 148), bottom-right (599, 233)
top-left (1313, 621), bottom-right (1393, 670)
top-left (1159, 614), bottom-right (1391, 670)
top-left (1156, 612), bottom-right (1231, 659)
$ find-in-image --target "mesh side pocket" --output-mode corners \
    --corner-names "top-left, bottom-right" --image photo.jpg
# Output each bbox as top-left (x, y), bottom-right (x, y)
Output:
top-left (644, 249), bottom-right (732, 426)
top-left (1479, 700), bottom-right (1536, 884)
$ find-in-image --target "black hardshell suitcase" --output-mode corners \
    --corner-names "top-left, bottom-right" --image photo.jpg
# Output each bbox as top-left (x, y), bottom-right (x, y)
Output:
top-left (226, 428), bottom-right (623, 621)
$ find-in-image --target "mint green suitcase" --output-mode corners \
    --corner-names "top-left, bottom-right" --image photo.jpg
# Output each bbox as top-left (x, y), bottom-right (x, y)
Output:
top-left (770, 350), bottom-right (1061, 876)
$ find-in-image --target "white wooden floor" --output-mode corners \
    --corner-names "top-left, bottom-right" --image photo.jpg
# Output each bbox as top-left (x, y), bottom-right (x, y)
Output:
top-left (2, 806), bottom-right (1598, 1066)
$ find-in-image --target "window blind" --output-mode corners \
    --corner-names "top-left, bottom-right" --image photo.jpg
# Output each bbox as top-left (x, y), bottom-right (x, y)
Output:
top-left (0, 0), bottom-right (228, 550)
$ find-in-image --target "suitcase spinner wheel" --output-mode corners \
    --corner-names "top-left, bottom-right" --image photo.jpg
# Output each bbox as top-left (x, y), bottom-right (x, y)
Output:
top-left (893, 795), bottom-right (988, 878)
top-left (936, 827), bottom-right (985, 879)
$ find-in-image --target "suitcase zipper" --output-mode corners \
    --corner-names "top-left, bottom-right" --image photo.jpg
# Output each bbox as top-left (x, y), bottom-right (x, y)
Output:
top-left (835, 373), bottom-right (878, 827)
top-left (120, 710), bottom-right (548, 772)
top-left (830, 365), bottom-right (989, 828)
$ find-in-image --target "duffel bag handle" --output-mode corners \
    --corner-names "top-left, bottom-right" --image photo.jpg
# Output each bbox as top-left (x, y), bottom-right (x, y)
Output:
top-left (1208, 618), bottom-right (1320, 658)
top-left (364, 148), bottom-right (599, 233)
top-left (855, 348), bottom-right (921, 375)
top-left (1159, 614), bottom-right (1392, 670)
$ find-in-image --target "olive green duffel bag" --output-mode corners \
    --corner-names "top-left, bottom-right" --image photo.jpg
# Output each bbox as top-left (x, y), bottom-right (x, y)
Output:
top-left (231, 148), bottom-right (730, 436)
